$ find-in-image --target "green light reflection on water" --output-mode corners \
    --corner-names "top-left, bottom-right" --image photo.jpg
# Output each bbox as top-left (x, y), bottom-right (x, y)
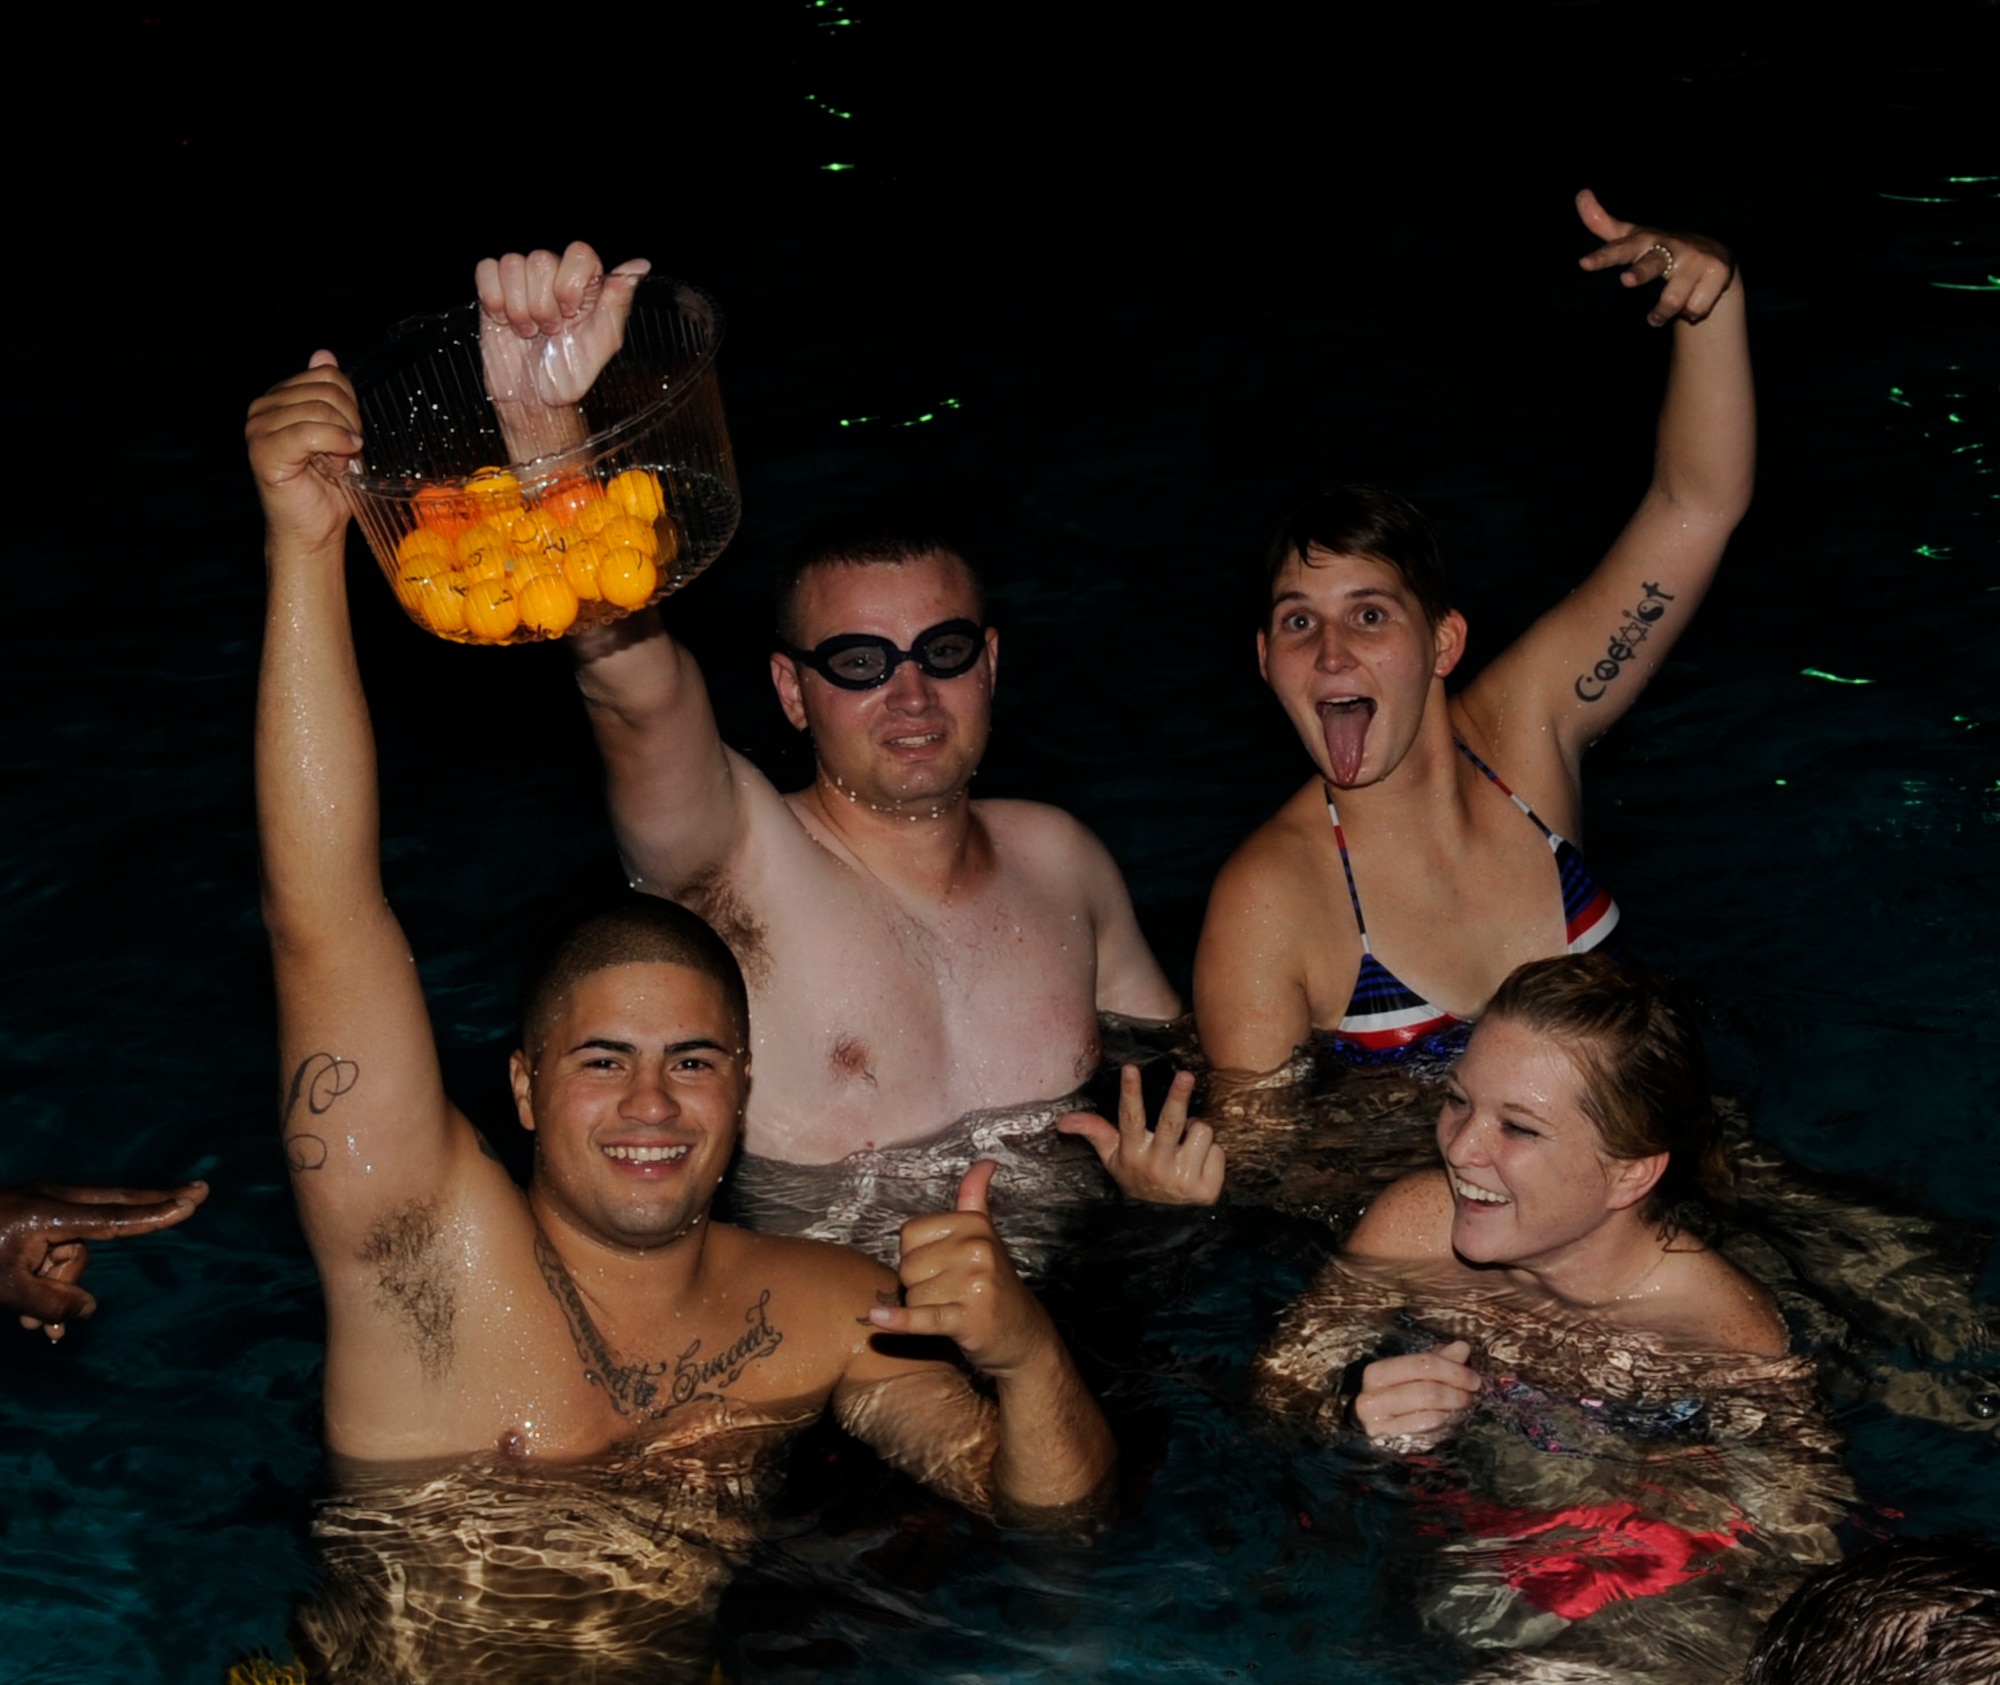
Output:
top-left (838, 398), bottom-right (964, 430)
top-left (1889, 387), bottom-right (1911, 407)
top-left (1930, 278), bottom-right (2000, 291)
top-left (1801, 669), bottom-right (1874, 686)
top-left (1879, 193), bottom-right (1953, 203)
top-left (1914, 545), bottom-right (1954, 558)
top-left (822, 162), bottom-right (856, 172)
top-left (1947, 176), bottom-right (1999, 183)
top-left (807, 94), bottom-right (854, 119)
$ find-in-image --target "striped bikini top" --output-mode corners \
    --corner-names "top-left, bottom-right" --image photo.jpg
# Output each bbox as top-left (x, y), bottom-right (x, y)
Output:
top-left (1322, 739), bottom-right (1621, 1072)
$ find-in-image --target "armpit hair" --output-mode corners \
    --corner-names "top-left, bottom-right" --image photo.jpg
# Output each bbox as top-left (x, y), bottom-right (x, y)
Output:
top-left (358, 1199), bottom-right (457, 1380)
top-left (677, 866), bottom-right (772, 993)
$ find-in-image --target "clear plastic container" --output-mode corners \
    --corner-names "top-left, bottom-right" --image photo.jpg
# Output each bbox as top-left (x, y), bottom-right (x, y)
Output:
top-left (327, 276), bottom-right (739, 645)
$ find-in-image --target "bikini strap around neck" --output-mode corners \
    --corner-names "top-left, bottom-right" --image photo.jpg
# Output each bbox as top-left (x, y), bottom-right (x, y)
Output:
top-left (1322, 788), bottom-right (1374, 954)
top-left (1453, 736), bottom-right (1557, 843)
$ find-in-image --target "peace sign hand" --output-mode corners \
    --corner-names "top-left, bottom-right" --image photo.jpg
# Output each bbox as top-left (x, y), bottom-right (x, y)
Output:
top-left (1058, 1066), bottom-right (1225, 1205)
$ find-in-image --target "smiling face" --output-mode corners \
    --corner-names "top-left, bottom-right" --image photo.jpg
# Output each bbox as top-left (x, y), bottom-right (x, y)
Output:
top-left (1435, 1015), bottom-right (1663, 1274)
top-left (513, 961), bottom-right (749, 1251)
top-left (771, 552), bottom-right (997, 815)
top-left (1256, 546), bottom-right (1465, 788)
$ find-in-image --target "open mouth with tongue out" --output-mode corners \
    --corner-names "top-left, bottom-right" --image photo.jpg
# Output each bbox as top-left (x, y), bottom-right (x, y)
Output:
top-left (1318, 696), bottom-right (1376, 785)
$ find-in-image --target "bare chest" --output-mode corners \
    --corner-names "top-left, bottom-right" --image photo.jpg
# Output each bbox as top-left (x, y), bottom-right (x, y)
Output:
top-left (325, 1230), bottom-right (835, 1463)
top-left (733, 850), bottom-right (1102, 1160)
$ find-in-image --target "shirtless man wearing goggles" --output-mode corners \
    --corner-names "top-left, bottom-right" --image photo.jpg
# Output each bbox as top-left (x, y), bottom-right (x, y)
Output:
top-left (475, 244), bottom-right (1213, 1207)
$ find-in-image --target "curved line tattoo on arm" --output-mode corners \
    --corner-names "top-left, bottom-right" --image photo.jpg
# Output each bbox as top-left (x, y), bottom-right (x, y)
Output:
top-left (281, 1052), bottom-right (359, 1174)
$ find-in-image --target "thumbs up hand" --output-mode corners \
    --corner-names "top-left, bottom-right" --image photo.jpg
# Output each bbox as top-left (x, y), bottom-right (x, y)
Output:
top-left (869, 1159), bottom-right (1055, 1380)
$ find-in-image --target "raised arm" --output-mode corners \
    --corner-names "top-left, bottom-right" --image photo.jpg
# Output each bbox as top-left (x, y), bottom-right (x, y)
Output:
top-left (248, 359), bottom-right (499, 1268)
top-left (570, 608), bottom-right (758, 896)
top-left (851, 1161), bottom-right (1117, 1517)
top-left (472, 242), bottom-right (763, 893)
top-left (1464, 190), bottom-right (1755, 766)
top-left (476, 241), bottom-right (651, 462)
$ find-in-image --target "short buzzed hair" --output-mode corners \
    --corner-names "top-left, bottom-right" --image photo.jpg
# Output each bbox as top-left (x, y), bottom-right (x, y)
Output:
top-left (775, 511), bottom-right (987, 647)
top-left (518, 893), bottom-right (749, 1057)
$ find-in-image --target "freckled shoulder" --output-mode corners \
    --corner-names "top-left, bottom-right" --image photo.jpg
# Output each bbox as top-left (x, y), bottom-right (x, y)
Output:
top-left (1675, 1244), bottom-right (1792, 1360)
top-left (1345, 1169), bottom-right (1456, 1262)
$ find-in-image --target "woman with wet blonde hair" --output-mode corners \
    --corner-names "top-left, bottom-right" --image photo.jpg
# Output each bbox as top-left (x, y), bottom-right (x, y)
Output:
top-left (1261, 953), bottom-right (1781, 1448)
top-left (1255, 956), bottom-right (1844, 1677)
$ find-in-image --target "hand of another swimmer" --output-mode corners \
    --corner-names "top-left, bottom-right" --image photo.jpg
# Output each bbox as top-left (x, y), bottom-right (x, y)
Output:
top-left (245, 355), bottom-right (363, 556)
top-left (1, 1182), bottom-right (208, 1342)
top-left (1352, 1339), bottom-right (1480, 1450)
top-left (872, 1161), bottom-right (1057, 1382)
top-left (1575, 189), bottom-right (1735, 327)
top-left (476, 242), bottom-right (652, 408)
top-left (1058, 1066), bottom-right (1225, 1207)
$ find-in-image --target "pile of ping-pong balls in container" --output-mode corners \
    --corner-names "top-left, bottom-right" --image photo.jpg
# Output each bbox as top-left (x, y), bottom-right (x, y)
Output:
top-left (387, 465), bottom-right (677, 644)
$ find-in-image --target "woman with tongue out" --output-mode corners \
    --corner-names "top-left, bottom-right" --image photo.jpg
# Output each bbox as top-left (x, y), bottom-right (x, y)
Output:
top-left (1194, 190), bottom-right (1752, 1080)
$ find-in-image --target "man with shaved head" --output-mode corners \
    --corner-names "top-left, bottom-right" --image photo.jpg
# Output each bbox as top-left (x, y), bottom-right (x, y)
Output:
top-left (249, 349), bottom-right (1116, 1671)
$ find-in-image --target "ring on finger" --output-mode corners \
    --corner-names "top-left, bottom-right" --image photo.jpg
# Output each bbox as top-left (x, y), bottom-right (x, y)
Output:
top-left (1646, 241), bottom-right (1676, 278)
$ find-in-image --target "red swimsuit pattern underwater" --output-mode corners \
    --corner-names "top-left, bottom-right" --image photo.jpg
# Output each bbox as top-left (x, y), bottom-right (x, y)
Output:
top-left (1323, 740), bottom-right (1621, 1070)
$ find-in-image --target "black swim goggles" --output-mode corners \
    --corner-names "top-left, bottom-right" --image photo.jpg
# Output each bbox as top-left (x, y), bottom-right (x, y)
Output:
top-left (781, 619), bottom-right (988, 690)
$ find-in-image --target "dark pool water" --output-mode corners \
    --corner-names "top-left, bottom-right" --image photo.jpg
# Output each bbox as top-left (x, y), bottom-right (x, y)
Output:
top-left (3, 6), bottom-right (1997, 1681)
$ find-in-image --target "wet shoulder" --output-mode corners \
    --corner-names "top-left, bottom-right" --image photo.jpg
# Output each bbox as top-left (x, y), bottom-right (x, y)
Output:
top-left (1653, 1242), bottom-right (1792, 1360)
top-left (1345, 1168), bottom-right (1456, 1262)
top-left (706, 1225), bottom-right (897, 1353)
top-left (1207, 780), bottom-right (1337, 917)
top-left (971, 797), bottom-right (1107, 869)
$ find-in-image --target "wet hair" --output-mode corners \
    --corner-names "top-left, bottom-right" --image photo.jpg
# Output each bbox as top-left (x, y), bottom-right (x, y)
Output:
top-left (1261, 485), bottom-right (1451, 631)
top-left (1744, 1536), bottom-right (2000, 1684)
top-left (1481, 953), bottom-right (1729, 1229)
top-left (518, 893), bottom-right (749, 1057)
top-left (775, 511), bottom-right (987, 647)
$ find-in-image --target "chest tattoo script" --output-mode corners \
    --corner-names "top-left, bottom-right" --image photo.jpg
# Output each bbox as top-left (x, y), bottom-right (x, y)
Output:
top-left (281, 1051), bottom-right (359, 1173)
top-left (533, 1232), bottom-right (785, 1419)
top-left (1574, 581), bottom-right (1674, 703)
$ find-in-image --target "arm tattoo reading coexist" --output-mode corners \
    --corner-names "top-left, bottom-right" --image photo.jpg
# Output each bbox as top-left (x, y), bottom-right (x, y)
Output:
top-left (281, 1051), bottom-right (359, 1173)
top-left (1574, 581), bottom-right (1675, 703)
